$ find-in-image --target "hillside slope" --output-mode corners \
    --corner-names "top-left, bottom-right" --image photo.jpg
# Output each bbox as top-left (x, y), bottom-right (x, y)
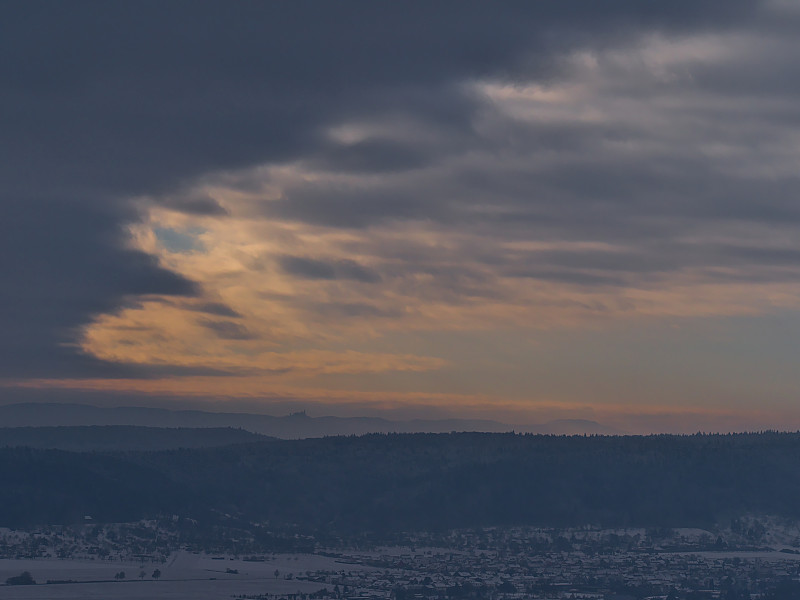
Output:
top-left (1, 432), bottom-right (798, 532)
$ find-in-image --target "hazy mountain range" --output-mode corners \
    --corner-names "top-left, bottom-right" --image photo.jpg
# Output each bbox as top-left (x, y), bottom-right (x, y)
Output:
top-left (0, 402), bottom-right (619, 438)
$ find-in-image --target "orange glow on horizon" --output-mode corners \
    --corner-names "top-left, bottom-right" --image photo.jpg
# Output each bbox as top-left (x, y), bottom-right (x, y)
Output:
top-left (5, 377), bottom-right (796, 435)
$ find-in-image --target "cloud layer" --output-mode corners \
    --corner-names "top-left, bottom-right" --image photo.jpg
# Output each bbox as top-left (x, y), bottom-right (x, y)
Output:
top-left (5, 2), bottom-right (800, 427)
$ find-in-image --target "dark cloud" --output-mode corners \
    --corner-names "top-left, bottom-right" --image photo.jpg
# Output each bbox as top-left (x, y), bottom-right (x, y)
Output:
top-left (310, 138), bottom-right (433, 174)
top-left (503, 267), bottom-right (628, 287)
top-left (0, 200), bottom-right (198, 377)
top-left (335, 260), bottom-right (383, 284)
top-left (278, 257), bottom-right (336, 280)
top-left (0, 0), bottom-right (769, 377)
top-left (158, 194), bottom-right (229, 216)
top-left (199, 320), bottom-right (257, 341)
top-left (272, 186), bottom-right (437, 229)
top-left (278, 256), bottom-right (381, 283)
top-left (723, 246), bottom-right (800, 265)
top-left (312, 302), bottom-right (404, 320)
top-left (191, 302), bottom-right (243, 318)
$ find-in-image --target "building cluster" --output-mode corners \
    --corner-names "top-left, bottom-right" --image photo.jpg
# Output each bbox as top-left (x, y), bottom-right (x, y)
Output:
top-left (3, 521), bottom-right (800, 599)
top-left (285, 545), bottom-right (800, 600)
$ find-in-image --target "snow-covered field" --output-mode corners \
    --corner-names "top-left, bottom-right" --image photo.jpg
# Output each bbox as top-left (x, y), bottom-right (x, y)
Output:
top-left (0, 552), bottom-right (338, 599)
top-left (671, 550), bottom-right (800, 561)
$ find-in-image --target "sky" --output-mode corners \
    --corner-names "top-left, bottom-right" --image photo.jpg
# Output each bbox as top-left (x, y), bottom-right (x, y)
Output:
top-left (3, 1), bottom-right (800, 433)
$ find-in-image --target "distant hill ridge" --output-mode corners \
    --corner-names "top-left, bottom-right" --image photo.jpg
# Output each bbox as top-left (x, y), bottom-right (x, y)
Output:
top-left (0, 425), bottom-right (268, 452)
top-left (0, 402), bottom-right (620, 438)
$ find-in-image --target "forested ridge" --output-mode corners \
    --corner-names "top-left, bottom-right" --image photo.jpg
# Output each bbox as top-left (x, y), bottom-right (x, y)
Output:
top-left (2, 431), bottom-right (799, 532)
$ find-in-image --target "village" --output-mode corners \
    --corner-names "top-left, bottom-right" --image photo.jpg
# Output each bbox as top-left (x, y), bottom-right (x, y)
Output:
top-left (2, 520), bottom-right (800, 599)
